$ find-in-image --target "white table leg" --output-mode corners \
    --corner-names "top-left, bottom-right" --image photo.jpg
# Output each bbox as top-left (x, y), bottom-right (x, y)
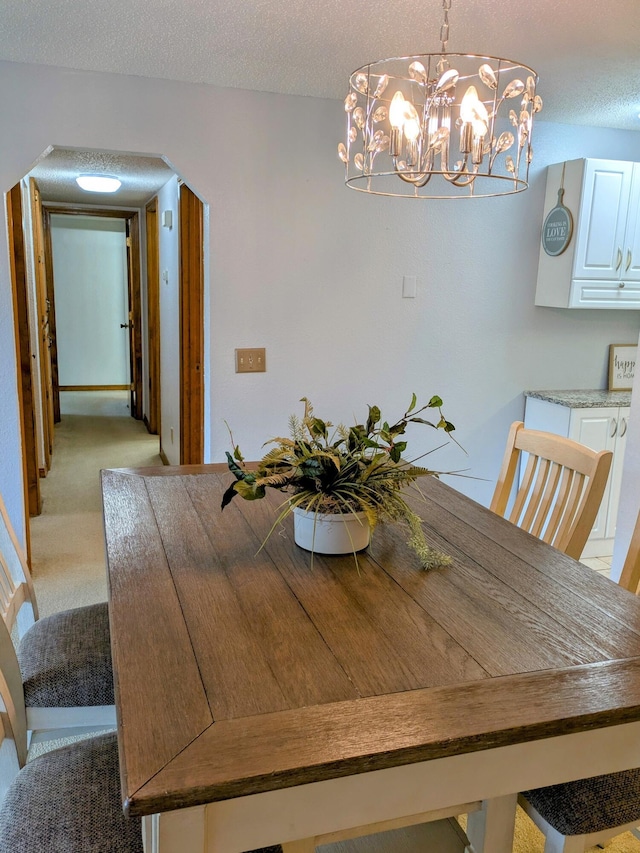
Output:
top-left (142, 807), bottom-right (206, 853)
top-left (465, 794), bottom-right (517, 853)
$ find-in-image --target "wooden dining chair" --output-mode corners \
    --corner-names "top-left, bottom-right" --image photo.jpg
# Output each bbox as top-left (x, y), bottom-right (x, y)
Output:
top-left (0, 492), bottom-right (115, 738)
top-left (517, 509), bottom-right (640, 852)
top-left (0, 611), bottom-right (142, 852)
top-left (490, 421), bottom-right (613, 560)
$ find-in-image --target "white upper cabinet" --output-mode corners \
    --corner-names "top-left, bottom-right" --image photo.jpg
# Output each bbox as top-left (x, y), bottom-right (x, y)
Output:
top-left (535, 158), bottom-right (640, 309)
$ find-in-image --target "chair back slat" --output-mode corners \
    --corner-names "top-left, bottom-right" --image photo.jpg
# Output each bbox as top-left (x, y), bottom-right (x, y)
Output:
top-left (520, 456), bottom-right (551, 533)
top-left (508, 453), bottom-right (537, 525)
top-left (530, 461), bottom-right (562, 539)
top-left (542, 466), bottom-right (573, 545)
top-left (0, 616), bottom-right (28, 778)
top-left (491, 422), bottom-right (613, 560)
top-left (552, 471), bottom-right (586, 553)
top-left (0, 494), bottom-right (38, 640)
top-left (0, 552), bottom-right (16, 612)
top-left (619, 511), bottom-right (640, 594)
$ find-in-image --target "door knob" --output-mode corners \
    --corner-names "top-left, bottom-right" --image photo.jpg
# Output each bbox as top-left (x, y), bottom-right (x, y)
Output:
top-left (120, 323), bottom-right (130, 329)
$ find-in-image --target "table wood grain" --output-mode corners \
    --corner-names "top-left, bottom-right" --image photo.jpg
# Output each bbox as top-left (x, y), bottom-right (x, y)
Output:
top-left (101, 467), bottom-right (640, 818)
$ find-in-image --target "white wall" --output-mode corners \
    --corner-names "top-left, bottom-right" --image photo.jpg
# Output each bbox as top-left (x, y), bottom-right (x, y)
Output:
top-left (156, 176), bottom-right (181, 464)
top-left (1, 59), bottom-right (640, 546)
top-left (50, 214), bottom-right (129, 386)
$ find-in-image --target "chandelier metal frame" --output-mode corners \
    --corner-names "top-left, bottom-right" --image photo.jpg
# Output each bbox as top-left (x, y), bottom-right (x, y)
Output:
top-left (338, 0), bottom-right (542, 199)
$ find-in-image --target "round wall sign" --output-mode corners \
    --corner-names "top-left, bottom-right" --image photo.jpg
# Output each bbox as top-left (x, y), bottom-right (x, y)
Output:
top-left (542, 187), bottom-right (573, 256)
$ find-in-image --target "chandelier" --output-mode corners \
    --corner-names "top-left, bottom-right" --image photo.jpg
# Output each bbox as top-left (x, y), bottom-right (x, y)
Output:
top-left (338, 0), bottom-right (542, 198)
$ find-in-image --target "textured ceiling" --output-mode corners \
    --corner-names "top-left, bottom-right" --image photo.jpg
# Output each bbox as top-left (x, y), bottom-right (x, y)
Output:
top-left (28, 148), bottom-right (175, 207)
top-left (1, 0), bottom-right (639, 133)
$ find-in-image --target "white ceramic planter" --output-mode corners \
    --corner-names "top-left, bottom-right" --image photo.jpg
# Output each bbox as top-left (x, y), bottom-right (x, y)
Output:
top-left (292, 507), bottom-right (371, 555)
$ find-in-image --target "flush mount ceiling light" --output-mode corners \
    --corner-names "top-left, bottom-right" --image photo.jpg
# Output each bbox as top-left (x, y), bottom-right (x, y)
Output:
top-left (75, 174), bottom-right (122, 193)
top-left (338, 0), bottom-right (542, 198)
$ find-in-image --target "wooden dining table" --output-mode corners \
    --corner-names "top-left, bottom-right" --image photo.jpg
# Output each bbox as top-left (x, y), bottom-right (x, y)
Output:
top-left (101, 465), bottom-right (640, 853)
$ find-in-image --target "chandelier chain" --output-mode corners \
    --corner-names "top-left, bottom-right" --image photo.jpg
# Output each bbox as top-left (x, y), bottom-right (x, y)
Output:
top-left (440, 0), bottom-right (451, 54)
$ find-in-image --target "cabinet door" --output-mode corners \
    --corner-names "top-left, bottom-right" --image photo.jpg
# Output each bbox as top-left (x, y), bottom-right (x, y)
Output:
top-left (605, 407), bottom-right (630, 539)
top-left (573, 160), bottom-right (634, 281)
top-left (568, 407), bottom-right (618, 541)
top-left (622, 164), bottom-right (640, 283)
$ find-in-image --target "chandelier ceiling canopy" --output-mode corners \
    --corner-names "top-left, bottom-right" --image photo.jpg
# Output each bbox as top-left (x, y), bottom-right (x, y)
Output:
top-left (338, 0), bottom-right (542, 199)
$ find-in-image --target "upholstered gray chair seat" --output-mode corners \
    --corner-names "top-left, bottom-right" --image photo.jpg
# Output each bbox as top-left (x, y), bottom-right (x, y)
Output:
top-left (17, 601), bottom-right (114, 707)
top-left (0, 732), bottom-right (142, 853)
top-left (0, 731), bottom-right (284, 853)
top-left (522, 768), bottom-right (640, 835)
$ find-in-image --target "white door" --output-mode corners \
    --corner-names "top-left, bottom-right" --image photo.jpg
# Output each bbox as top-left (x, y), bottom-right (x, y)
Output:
top-left (573, 160), bottom-right (633, 281)
top-left (568, 407), bottom-right (617, 542)
top-left (622, 164), bottom-right (640, 283)
top-left (605, 408), bottom-right (629, 539)
top-left (50, 215), bottom-right (129, 388)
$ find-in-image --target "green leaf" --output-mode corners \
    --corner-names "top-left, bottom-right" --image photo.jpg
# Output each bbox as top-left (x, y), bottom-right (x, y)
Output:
top-left (428, 395), bottom-right (443, 408)
top-left (233, 480), bottom-right (266, 501)
top-left (310, 418), bottom-right (327, 438)
top-left (409, 417), bottom-right (437, 428)
top-left (226, 451), bottom-right (245, 480)
top-left (366, 405), bottom-right (381, 433)
top-left (389, 446), bottom-right (402, 463)
top-left (220, 481), bottom-right (239, 510)
top-left (388, 422), bottom-right (407, 438)
top-left (408, 393), bottom-right (417, 413)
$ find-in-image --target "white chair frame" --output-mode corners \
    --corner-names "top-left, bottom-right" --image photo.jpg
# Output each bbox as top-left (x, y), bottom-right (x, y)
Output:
top-left (0, 494), bottom-right (115, 738)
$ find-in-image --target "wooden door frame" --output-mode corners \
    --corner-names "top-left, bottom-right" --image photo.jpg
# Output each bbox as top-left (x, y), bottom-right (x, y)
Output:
top-left (6, 183), bottom-right (41, 526)
top-left (145, 197), bottom-right (160, 436)
top-left (42, 206), bottom-right (143, 420)
top-left (30, 179), bottom-right (54, 472)
top-left (41, 213), bottom-right (61, 423)
top-left (179, 183), bottom-right (204, 465)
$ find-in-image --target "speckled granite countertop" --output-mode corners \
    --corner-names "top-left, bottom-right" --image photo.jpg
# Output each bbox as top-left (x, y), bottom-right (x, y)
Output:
top-left (525, 389), bottom-right (632, 408)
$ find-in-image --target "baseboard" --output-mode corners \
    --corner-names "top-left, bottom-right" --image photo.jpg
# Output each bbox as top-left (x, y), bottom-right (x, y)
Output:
top-left (59, 385), bottom-right (130, 392)
top-left (142, 415), bottom-right (159, 436)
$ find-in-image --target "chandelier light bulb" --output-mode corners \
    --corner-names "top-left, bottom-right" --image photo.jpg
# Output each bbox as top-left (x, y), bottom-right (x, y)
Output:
top-left (459, 85), bottom-right (480, 123)
top-left (337, 0), bottom-right (541, 198)
top-left (389, 91), bottom-right (407, 129)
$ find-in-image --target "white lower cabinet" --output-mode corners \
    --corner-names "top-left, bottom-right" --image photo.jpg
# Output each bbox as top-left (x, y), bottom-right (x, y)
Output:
top-left (524, 396), bottom-right (630, 558)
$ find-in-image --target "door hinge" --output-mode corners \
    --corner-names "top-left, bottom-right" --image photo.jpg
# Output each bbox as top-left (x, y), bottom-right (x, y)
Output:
top-left (126, 237), bottom-right (132, 248)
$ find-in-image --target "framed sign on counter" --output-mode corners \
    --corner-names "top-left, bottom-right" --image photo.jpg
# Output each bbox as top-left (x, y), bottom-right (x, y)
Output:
top-left (608, 343), bottom-right (637, 391)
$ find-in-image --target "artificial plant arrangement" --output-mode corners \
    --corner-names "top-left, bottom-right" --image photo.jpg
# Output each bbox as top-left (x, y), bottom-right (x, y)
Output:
top-left (221, 394), bottom-right (458, 569)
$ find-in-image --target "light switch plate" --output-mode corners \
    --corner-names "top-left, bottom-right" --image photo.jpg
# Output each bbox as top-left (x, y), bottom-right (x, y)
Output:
top-left (235, 348), bottom-right (266, 373)
top-left (402, 275), bottom-right (417, 298)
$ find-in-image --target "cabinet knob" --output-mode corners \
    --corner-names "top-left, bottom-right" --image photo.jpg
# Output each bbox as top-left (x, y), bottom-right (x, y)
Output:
top-left (619, 282), bottom-right (626, 289)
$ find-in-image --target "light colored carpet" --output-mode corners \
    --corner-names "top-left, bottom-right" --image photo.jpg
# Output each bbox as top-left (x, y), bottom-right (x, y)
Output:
top-left (29, 391), bottom-right (160, 618)
top-left (27, 393), bottom-right (640, 850)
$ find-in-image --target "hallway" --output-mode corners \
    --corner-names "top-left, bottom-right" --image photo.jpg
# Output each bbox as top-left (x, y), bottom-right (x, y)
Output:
top-left (29, 391), bottom-right (160, 617)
